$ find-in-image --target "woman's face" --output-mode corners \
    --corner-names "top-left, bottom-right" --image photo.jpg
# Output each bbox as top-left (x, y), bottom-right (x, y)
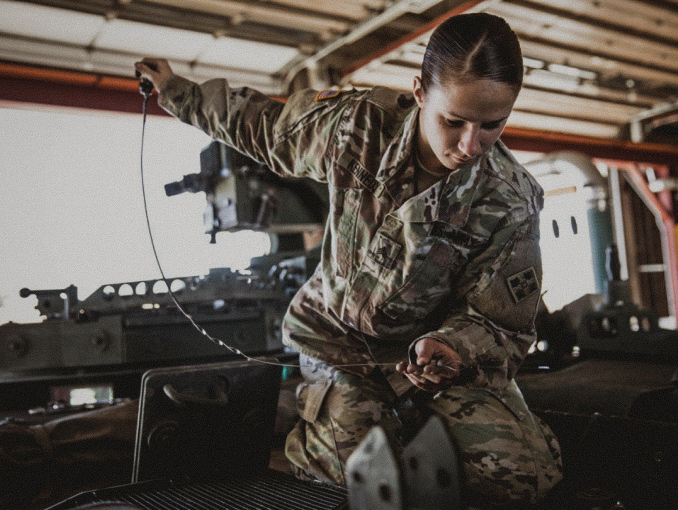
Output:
top-left (413, 76), bottom-right (518, 175)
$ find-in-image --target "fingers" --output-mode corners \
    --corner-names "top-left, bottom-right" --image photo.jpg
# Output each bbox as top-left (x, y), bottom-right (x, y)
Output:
top-left (398, 338), bottom-right (464, 392)
top-left (412, 361), bottom-right (456, 384)
top-left (424, 359), bottom-right (461, 377)
top-left (134, 58), bottom-right (173, 90)
top-left (397, 358), bottom-right (460, 392)
top-left (414, 338), bottom-right (462, 372)
top-left (134, 59), bottom-right (155, 77)
top-left (403, 371), bottom-right (449, 392)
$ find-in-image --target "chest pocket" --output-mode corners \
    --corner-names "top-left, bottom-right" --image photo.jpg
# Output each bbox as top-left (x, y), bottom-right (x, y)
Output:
top-left (378, 241), bottom-right (462, 323)
top-left (329, 187), bottom-right (362, 280)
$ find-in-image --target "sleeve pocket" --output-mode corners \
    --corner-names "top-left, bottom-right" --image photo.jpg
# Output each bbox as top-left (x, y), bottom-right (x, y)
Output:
top-left (468, 231), bottom-right (542, 332)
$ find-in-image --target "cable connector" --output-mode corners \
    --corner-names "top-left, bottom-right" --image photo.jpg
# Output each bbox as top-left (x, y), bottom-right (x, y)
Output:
top-left (135, 72), bottom-right (153, 98)
top-left (135, 62), bottom-right (157, 98)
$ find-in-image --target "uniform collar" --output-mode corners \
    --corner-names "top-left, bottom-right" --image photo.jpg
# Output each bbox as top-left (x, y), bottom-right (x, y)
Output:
top-left (375, 105), bottom-right (493, 224)
top-left (391, 153), bottom-right (488, 225)
top-left (436, 152), bottom-right (488, 224)
top-left (376, 107), bottom-right (418, 186)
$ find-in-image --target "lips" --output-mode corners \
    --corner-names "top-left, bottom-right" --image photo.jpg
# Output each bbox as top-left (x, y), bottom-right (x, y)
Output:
top-left (449, 154), bottom-right (471, 166)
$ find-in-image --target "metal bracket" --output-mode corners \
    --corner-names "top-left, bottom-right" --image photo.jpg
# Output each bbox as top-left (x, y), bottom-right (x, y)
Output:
top-left (346, 425), bottom-right (403, 510)
top-left (346, 415), bottom-right (462, 510)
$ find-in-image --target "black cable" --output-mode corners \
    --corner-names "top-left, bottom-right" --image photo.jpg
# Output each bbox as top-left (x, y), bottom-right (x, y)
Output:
top-left (138, 92), bottom-right (261, 364)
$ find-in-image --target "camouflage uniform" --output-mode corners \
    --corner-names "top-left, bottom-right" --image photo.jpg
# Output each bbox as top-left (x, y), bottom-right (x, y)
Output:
top-left (158, 77), bottom-right (563, 505)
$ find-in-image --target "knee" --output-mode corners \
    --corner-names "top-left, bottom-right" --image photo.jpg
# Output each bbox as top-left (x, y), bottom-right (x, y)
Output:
top-left (462, 445), bottom-right (563, 506)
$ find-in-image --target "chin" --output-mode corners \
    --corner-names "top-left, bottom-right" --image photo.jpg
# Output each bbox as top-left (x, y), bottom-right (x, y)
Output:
top-left (443, 158), bottom-right (464, 171)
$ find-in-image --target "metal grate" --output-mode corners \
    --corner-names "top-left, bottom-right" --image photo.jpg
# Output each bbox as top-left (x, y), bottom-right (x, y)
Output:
top-left (49, 471), bottom-right (348, 510)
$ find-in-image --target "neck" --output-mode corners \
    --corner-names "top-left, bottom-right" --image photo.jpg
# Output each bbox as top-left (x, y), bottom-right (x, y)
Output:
top-left (416, 153), bottom-right (448, 178)
top-left (414, 131), bottom-right (448, 180)
top-left (414, 153), bottom-right (445, 194)
top-left (415, 124), bottom-right (448, 178)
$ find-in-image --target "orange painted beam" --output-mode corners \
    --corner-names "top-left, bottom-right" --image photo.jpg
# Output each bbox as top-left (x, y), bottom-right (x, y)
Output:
top-left (501, 126), bottom-right (678, 173)
top-left (0, 62), bottom-right (167, 115)
top-left (0, 61), bottom-right (139, 92)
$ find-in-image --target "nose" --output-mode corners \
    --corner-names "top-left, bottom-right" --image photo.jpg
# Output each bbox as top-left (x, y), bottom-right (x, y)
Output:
top-left (458, 124), bottom-right (482, 158)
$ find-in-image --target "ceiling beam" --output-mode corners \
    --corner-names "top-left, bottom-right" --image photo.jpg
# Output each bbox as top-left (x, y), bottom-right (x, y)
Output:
top-left (506, 0), bottom-right (678, 48)
top-left (0, 31), bottom-right (285, 94)
top-left (517, 35), bottom-right (678, 85)
top-left (0, 70), bottom-right (169, 115)
top-left (14, 0), bottom-right (324, 47)
top-left (339, 0), bottom-right (490, 77)
top-left (517, 41), bottom-right (678, 102)
top-left (282, 0), bottom-right (486, 91)
top-left (502, 126), bottom-right (678, 173)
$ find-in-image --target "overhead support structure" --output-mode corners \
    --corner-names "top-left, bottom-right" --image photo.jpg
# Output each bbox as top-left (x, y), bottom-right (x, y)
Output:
top-left (282, 0), bottom-right (495, 93)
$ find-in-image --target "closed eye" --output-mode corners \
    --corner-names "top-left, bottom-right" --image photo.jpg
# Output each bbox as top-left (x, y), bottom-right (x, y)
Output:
top-left (444, 119), bottom-right (465, 128)
top-left (444, 118), bottom-right (503, 130)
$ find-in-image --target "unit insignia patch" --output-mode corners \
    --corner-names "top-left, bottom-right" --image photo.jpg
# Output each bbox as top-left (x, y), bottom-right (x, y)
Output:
top-left (368, 233), bottom-right (402, 270)
top-left (507, 267), bottom-right (539, 303)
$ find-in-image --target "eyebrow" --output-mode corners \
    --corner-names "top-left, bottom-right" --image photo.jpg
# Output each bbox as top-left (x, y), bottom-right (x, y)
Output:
top-left (446, 110), bottom-right (509, 124)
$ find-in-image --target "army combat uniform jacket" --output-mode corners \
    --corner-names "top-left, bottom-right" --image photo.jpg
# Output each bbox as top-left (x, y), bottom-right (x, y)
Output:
top-left (158, 76), bottom-right (543, 398)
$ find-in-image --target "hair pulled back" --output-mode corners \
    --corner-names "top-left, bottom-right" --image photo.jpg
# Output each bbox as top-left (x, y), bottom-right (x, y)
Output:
top-left (421, 13), bottom-right (523, 92)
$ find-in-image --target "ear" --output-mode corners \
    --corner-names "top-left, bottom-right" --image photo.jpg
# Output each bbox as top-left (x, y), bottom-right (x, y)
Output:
top-left (412, 76), bottom-right (425, 108)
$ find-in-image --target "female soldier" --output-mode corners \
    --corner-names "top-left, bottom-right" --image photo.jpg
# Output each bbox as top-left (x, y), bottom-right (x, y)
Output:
top-left (135, 12), bottom-right (562, 507)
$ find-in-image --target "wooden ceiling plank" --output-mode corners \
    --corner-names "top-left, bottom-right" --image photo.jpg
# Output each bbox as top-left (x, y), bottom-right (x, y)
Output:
top-left (516, 87), bottom-right (645, 123)
top-left (519, 39), bottom-right (678, 88)
top-left (507, 110), bottom-right (622, 138)
top-left (16, 0), bottom-right (322, 47)
top-left (257, 0), bottom-right (383, 20)
top-left (517, 0), bottom-right (678, 43)
top-left (146, 0), bottom-right (354, 31)
top-left (489, 4), bottom-right (678, 71)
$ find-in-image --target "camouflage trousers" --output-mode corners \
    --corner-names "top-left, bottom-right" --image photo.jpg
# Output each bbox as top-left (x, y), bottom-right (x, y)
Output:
top-left (285, 355), bottom-right (562, 507)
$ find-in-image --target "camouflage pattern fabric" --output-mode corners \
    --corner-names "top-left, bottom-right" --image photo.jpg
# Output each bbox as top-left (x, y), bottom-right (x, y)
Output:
top-left (284, 355), bottom-right (401, 486)
top-left (285, 355), bottom-right (562, 506)
top-left (158, 77), bottom-right (562, 503)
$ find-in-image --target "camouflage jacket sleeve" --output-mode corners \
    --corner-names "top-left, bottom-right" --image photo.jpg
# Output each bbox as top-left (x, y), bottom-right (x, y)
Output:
top-left (409, 157), bottom-right (542, 391)
top-left (157, 75), bottom-right (345, 182)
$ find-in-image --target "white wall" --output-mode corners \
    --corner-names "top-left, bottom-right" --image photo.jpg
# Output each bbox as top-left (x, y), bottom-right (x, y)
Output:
top-left (0, 104), bottom-right (269, 324)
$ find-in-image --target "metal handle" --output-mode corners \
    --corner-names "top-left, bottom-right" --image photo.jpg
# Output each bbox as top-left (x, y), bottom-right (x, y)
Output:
top-left (162, 383), bottom-right (229, 407)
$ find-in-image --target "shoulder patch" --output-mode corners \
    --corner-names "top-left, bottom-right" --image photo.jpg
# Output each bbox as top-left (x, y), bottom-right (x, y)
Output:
top-left (507, 267), bottom-right (539, 303)
top-left (314, 89), bottom-right (341, 101)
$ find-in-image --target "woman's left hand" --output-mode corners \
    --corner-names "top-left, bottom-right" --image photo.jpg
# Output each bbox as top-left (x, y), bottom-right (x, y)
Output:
top-left (396, 337), bottom-right (462, 392)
